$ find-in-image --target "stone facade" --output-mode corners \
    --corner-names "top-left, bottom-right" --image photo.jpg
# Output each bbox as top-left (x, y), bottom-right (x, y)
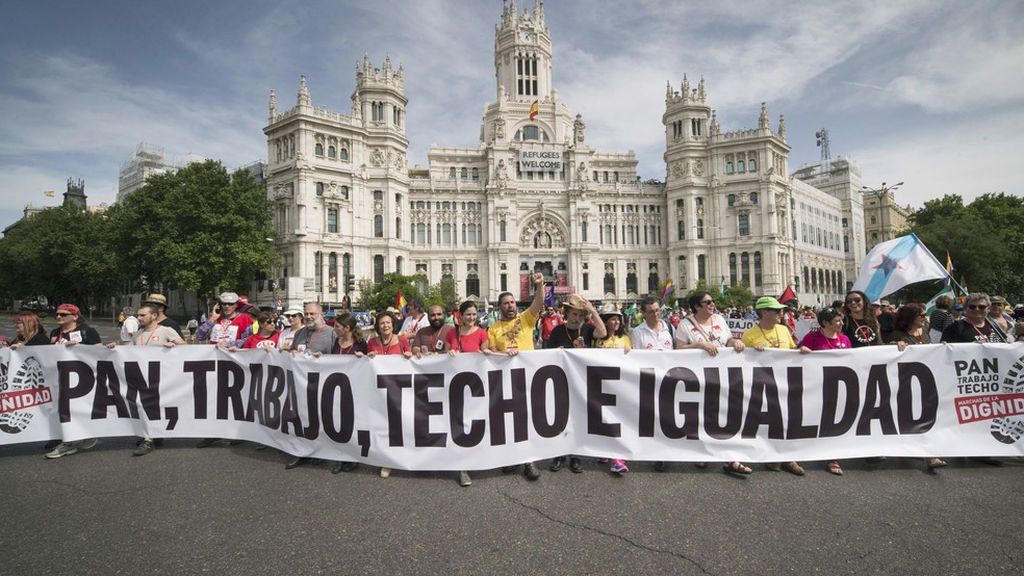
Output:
top-left (259, 1), bottom-right (858, 308)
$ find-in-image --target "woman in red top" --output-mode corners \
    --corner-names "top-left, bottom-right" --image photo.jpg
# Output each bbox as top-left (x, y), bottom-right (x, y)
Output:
top-left (445, 300), bottom-right (491, 355)
top-left (366, 311), bottom-right (411, 358)
top-left (366, 310), bottom-right (410, 478)
top-left (239, 312), bottom-right (280, 350)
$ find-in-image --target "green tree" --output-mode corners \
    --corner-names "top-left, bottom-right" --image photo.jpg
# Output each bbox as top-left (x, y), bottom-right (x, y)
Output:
top-left (356, 273), bottom-right (426, 312)
top-left (0, 205), bottom-right (122, 309)
top-left (906, 193), bottom-right (1024, 302)
top-left (426, 277), bottom-right (459, 310)
top-left (109, 160), bottom-right (277, 299)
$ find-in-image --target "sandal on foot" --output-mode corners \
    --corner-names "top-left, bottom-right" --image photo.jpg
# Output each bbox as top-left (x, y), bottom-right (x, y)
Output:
top-left (927, 458), bottom-right (947, 470)
top-left (827, 461), bottom-right (844, 476)
top-left (782, 462), bottom-right (805, 476)
top-left (723, 461), bottom-right (752, 475)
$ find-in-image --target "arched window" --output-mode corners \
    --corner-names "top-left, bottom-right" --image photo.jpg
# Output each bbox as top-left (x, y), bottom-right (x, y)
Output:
top-left (416, 223), bottom-right (426, 244)
top-left (472, 167), bottom-right (479, 180)
top-left (725, 162), bottom-right (734, 175)
top-left (534, 231), bottom-right (552, 249)
top-left (728, 194), bottom-right (736, 206)
top-left (449, 167), bottom-right (456, 179)
top-left (729, 253), bottom-right (737, 286)
top-left (604, 272), bottom-right (616, 294)
top-left (750, 192), bottom-right (758, 204)
top-left (737, 159), bottom-right (745, 173)
top-left (340, 185), bottom-right (349, 199)
top-left (374, 215), bottom-right (383, 238)
top-left (327, 146), bottom-right (336, 159)
top-left (738, 213), bottom-right (750, 236)
top-left (327, 208), bottom-right (338, 233)
top-left (748, 157), bottom-right (757, 171)
top-left (315, 143), bottom-right (324, 156)
top-left (499, 221), bottom-right (507, 242)
top-left (697, 254), bottom-right (707, 283)
top-left (395, 256), bottom-right (403, 275)
top-left (373, 190), bottom-right (383, 201)
top-left (741, 252), bottom-right (750, 285)
top-left (442, 223), bottom-right (452, 245)
top-left (373, 255), bottom-right (384, 283)
top-left (460, 167), bottom-right (468, 180)
top-left (339, 148), bottom-right (349, 161)
top-left (581, 221), bottom-right (588, 242)
top-left (395, 217), bottom-right (401, 240)
top-left (696, 219), bottom-right (705, 239)
top-left (315, 182), bottom-right (324, 196)
top-left (754, 252), bottom-right (762, 287)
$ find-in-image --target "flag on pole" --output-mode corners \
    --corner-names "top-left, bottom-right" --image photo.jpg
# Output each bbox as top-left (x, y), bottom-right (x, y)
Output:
top-left (851, 233), bottom-right (947, 303)
top-left (943, 251), bottom-right (954, 288)
top-left (778, 285), bottom-right (798, 305)
top-left (395, 290), bottom-right (408, 316)
top-left (660, 279), bottom-right (674, 304)
top-left (529, 100), bottom-right (539, 121)
top-left (43, 190), bottom-right (55, 198)
top-left (925, 284), bottom-right (956, 315)
top-left (959, 276), bottom-right (969, 297)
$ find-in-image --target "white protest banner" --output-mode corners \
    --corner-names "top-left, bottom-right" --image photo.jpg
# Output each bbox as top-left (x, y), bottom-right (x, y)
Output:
top-left (2, 345), bottom-right (1024, 469)
top-left (726, 318), bottom-right (755, 339)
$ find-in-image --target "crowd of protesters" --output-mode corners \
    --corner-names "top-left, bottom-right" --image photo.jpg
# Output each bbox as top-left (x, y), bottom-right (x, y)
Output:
top-left (4, 283), bottom-right (1023, 485)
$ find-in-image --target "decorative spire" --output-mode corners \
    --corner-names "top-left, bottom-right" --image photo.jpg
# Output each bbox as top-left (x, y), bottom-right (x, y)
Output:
top-left (383, 54), bottom-right (392, 75)
top-left (777, 114), bottom-right (786, 140)
top-left (510, 0), bottom-right (517, 24)
top-left (666, 81), bottom-right (672, 102)
top-left (269, 89), bottom-right (277, 121)
top-left (710, 110), bottom-right (720, 135)
top-left (538, 0), bottom-right (545, 25)
top-left (758, 102), bottom-right (769, 129)
top-left (298, 75), bottom-right (310, 107)
top-left (698, 75), bottom-right (706, 102)
top-left (681, 74), bottom-right (690, 103)
top-left (363, 53), bottom-right (371, 73)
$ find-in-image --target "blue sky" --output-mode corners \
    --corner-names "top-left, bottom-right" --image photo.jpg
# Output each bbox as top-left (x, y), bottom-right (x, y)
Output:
top-left (1, 0), bottom-right (1021, 231)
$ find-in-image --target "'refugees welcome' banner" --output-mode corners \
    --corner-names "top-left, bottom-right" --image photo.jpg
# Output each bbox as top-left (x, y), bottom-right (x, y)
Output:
top-left (2, 344), bottom-right (1023, 469)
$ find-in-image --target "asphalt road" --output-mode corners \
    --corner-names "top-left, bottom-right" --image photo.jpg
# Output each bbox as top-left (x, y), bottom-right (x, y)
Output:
top-left (3, 315), bottom-right (1024, 575)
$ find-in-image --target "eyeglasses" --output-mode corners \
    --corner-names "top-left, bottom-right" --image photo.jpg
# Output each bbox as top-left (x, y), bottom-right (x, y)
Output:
top-left (55, 312), bottom-right (72, 317)
top-left (967, 304), bottom-right (989, 311)
top-left (700, 300), bottom-right (714, 306)
top-left (845, 298), bottom-right (862, 304)
top-left (286, 314), bottom-right (301, 318)
top-left (220, 302), bottom-right (237, 307)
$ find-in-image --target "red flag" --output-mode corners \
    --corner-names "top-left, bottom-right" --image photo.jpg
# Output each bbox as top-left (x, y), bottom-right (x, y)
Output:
top-left (778, 285), bottom-right (797, 305)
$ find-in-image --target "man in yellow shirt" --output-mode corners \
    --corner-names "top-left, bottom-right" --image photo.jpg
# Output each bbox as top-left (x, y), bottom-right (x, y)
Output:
top-left (489, 271), bottom-right (546, 481)
top-left (741, 296), bottom-right (809, 476)
top-left (488, 272), bottom-right (546, 354)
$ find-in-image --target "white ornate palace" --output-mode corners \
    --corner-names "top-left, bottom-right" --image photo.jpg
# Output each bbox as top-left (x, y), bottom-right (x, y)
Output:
top-left (259, 1), bottom-right (862, 308)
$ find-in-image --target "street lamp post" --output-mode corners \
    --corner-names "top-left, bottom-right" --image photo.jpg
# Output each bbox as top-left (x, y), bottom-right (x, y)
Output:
top-left (861, 181), bottom-right (903, 248)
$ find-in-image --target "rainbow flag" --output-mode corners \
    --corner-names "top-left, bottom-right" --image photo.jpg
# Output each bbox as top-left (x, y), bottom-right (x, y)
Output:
top-left (660, 279), bottom-right (674, 303)
top-left (396, 290), bottom-right (408, 316)
top-left (529, 100), bottom-right (539, 121)
top-left (943, 251), bottom-right (954, 287)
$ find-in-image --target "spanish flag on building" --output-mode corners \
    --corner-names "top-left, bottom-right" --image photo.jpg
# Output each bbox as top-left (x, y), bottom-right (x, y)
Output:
top-left (529, 100), bottom-right (539, 121)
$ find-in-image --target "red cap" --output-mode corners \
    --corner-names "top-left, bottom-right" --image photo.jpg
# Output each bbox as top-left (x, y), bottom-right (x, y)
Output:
top-left (57, 303), bottom-right (80, 316)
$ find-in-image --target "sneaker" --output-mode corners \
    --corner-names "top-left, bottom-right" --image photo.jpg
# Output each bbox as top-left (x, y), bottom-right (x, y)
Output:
top-left (45, 442), bottom-right (77, 459)
top-left (610, 459), bottom-right (629, 474)
top-left (380, 467), bottom-right (391, 479)
top-left (132, 439), bottom-right (155, 457)
top-left (78, 438), bottom-right (98, 451)
top-left (523, 462), bottom-right (540, 481)
top-left (43, 439), bottom-right (61, 451)
top-left (549, 457), bottom-right (564, 472)
top-left (332, 461), bottom-right (358, 474)
top-left (569, 457), bottom-right (583, 473)
top-left (458, 471), bottom-right (472, 487)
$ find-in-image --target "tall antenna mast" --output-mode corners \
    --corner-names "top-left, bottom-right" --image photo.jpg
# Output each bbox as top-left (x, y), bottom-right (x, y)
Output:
top-left (815, 126), bottom-right (831, 174)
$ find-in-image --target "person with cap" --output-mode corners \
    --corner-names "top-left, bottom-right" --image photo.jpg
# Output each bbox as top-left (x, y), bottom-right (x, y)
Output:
top-left (107, 303), bottom-right (185, 456)
top-left (544, 294), bottom-right (607, 474)
top-left (196, 292), bottom-right (254, 348)
top-left (987, 296), bottom-right (1021, 342)
top-left (675, 291), bottom-right (750, 476)
top-left (277, 306), bottom-right (305, 351)
top-left (591, 304), bottom-right (632, 474)
top-left (489, 272), bottom-right (547, 481)
top-left (142, 293), bottom-right (184, 338)
top-left (119, 306), bottom-right (140, 344)
top-left (44, 305), bottom-right (102, 458)
top-left (741, 296), bottom-right (810, 477)
top-left (49, 303), bottom-right (101, 345)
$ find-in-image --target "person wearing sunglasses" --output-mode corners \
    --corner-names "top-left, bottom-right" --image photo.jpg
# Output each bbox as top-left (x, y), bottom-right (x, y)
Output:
top-left (196, 292), bottom-right (254, 348)
top-left (941, 293), bottom-right (1008, 344)
top-left (841, 290), bottom-right (882, 347)
top-left (49, 303), bottom-right (101, 345)
top-left (277, 307), bottom-right (304, 351)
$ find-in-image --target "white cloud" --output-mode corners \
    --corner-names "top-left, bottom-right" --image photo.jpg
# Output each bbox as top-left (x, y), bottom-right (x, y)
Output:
top-left (852, 110), bottom-right (1023, 208)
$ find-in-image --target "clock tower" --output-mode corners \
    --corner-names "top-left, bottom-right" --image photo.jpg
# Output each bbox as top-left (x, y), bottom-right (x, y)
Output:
top-left (494, 0), bottom-right (552, 101)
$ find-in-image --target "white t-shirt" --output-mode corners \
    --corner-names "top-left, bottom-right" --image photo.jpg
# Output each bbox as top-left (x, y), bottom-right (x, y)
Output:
top-left (120, 316), bottom-right (140, 343)
top-left (675, 314), bottom-right (731, 346)
top-left (400, 314), bottom-right (430, 335)
top-left (131, 326), bottom-right (181, 346)
top-left (630, 321), bottom-right (674, 351)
